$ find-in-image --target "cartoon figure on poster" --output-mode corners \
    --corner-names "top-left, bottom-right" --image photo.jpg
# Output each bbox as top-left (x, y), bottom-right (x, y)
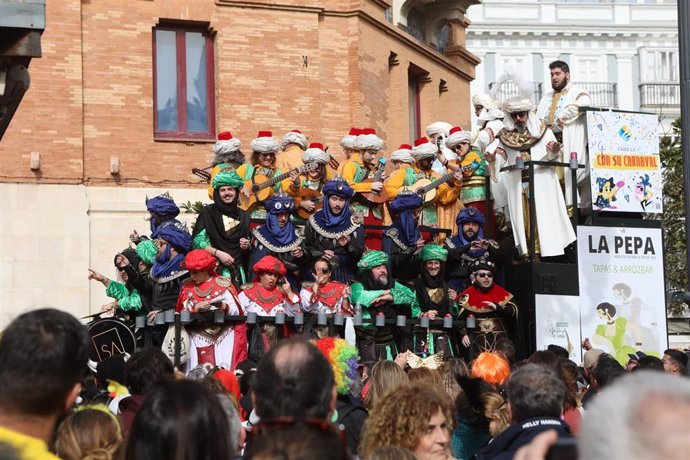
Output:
top-left (594, 177), bottom-right (624, 210)
top-left (634, 174), bottom-right (654, 211)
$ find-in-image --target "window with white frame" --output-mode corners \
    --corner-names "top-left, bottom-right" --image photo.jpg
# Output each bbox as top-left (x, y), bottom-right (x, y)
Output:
top-left (641, 49), bottom-right (678, 83)
top-left (572, 56), bottom-right (603, 82)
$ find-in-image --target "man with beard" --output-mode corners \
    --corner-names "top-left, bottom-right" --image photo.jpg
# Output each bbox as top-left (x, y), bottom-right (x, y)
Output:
top-left (445, 207), bottom-right (499, 291)
top-left (176, 249), bottom-right (248, 371)
top-left (238, 255), bottom-right (301, 360)
top-left (458, 261), bottom-right (517, 360)
top-left (381, 191), bottom-right (425, 283)
top-left (385, 136), bottom-right (463, 230)
top-left (491, 92), bottom-right (575, 259)
top-left (249, 193), bottom-right (307, 291)
top-left (207, 131), bottom-right (245, 200)
top-left (537, 61), bottom-right (592, 209)
top-left (284, 142), bottom-right (333, 224)
top-left (193, 167), bottom-right (251, 288)
top-left (411, 244), bottom-right (458, 358)
top-left (303, 177), bottom-right (364, 283)
top-left (129, 192), bottom-right (184, 244)
top-left (350, 250), bottom-right (420, 361)
top-left (342, 128), bottom-right (386, 250)
top-left (276, 129), bottom-right (308, 172)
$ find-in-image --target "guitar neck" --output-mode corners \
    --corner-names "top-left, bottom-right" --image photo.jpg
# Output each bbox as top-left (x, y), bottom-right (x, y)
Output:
top-left (373, 164), bottom-right (385, 181)
top-left (256, 166), bottom-right (303, 190)
top-left (419, 172), bottom-right (454, 195)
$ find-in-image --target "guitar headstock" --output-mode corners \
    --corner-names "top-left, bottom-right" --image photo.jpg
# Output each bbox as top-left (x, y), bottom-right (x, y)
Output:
top-left (192, 168), bottom-right (212, 182)
top-left (302, 162), bottom-right (319, 173)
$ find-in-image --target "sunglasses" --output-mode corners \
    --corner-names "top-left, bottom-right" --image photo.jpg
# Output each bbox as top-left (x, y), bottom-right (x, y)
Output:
top-left (510, 111), bottom-right (529, 118)
top-left (476, 272), bottom-right (493, 278)
top-left (259, 152), bottom-right (276, 157)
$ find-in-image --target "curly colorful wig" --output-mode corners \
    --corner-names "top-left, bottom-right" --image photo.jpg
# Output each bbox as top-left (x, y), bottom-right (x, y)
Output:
top-left (313, 337), bottom-right (359, 395)
top-left (471, 352), bottom-right (511, 387)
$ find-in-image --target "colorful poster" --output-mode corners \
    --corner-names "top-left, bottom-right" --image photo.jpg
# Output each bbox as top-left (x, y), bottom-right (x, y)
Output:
top-left (577, 226), bottom-right (667, 365)
top-left (535, 295), bottom-right (582, 363)
top-left (586, 111), bottom-right (662, 213)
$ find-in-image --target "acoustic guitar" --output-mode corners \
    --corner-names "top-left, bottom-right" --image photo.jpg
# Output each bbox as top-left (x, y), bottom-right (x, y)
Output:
top-left (238, 163), bottom-right (318, 212)
top-left (296, 188), bottom-right (324, 220)
top-left (192, 166), bottom-right (212, 182)
top-left (409, 161), bottom-right (480, 203)
top-left (357, 158), bottom-right (388, 207)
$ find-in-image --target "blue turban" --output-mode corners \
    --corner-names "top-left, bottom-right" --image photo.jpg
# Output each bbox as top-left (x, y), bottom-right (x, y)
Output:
top-left (146, 194), bottom-right (180, 217)
top-left (389, 192), bottom-right (423, 215)
top-left (452, 207), bottom-right (486, 258)
top-left (388, 192), bottom-right (422, 246)
top-left (323, 178), bottom-right (355, 200)
top-left (155, 224), bottom-right (192, 254)
top-left (456, 207), bottom-right (485, 227)
top-left (260, 194), bottom-right (298, 246)
top-left (265, 194), bottom-right (296, 215)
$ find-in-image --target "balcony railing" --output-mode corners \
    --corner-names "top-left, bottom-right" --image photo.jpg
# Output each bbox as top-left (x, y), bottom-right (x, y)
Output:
top-left (488, 81), bottom-right (543, 104)
top-left (640, 83), bottom-right (680, 107)
top-left (579, 82), bottom-right (617, 108)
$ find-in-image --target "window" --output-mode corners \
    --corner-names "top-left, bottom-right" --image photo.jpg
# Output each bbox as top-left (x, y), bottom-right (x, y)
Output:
top-left (573, 57), bottom-right (602, 82)
top-left (408, 64), bottom-right (428, 142)
top-left (153, 23), bottom-right (215, 141)
top-left (641, 49), bottom-right (678, 82)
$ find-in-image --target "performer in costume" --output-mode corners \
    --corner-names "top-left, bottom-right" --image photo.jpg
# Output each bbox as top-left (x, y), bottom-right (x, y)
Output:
top-left (426, 121), bottom-right (457, 175)
top-left (341, 128), bottom-right (386, 250)
top-left (249, 193), bottom-right (307, 291)
top-left (193, 168), bottom-right (251, 288)
top-left (140, 192), bottom-right (183, 240)
top-left (88, 248), bottom-right (146, 316)
top-left (300, 258), bottom-right (352, 338)
top-left (236, 131), bottom-right (292, 220)
top-left (385, 136), bottom-right (463, 231)
top-left (276, 129), bottom-right (308, 173)
top-left (339, 127), bottom-right (362, 168)
top-left (458, 261), bottom-right (517, 361)
top-left (175, 249), bottom-right (248, 371)
top-left (284, 142), bottom-right (333, 225)
top-left (207, 131), bottom-right (245, 200)
top-left (444, 207), bottom-right (499, 291)
top-left (303, 177), bottom-right (364, 284)
top-left (390, 144), bottom-right (415, 171)
top-left (411, 244), bottom-right (458, 358)
top-left (381, 191), bottom-right (425, 284)
top-left (350, 250), bottom-right (420, 361)
top-left (536, 61), bottom-right (592, 209)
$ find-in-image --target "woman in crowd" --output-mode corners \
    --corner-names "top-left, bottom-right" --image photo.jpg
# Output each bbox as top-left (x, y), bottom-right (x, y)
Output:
top-left (54, 406), bottom-right (123, 460)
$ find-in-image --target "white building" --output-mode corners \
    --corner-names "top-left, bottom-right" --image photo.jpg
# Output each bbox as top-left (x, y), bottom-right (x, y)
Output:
top-left (466, 0), bottom-right (679, 133)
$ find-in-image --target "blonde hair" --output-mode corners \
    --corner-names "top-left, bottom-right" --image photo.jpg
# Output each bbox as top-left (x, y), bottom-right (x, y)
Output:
top-left (360, 382), bottom-right (453, 458)
top-left (483, 392), bottom-right (510, 438)
top-left (441, 358), bottom-right (470, 401)
top-left (55, 407), bottom-right (122, 460)
top-left (364, 360), bottom-right (408, 410)
top-left (407, 367), bottom-right (443, 388)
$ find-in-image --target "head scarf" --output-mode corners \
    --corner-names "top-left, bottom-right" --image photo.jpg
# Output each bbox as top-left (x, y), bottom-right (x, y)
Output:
top-left (426, 121), bottom-right (452, 138)
top-left (420, 244), bottom-right (448, 262)
top-left (146, 193), bottom-right (180, 235)
top-left (414, 243), bottom-right (449, 314)
top-left (357, 250), bottom-right (388, 272)
top-left (390, 144), bottom-right (414, 164)
top-left (259, 194), bottom-right (298, 247)
top-left (341, 128), bottom-right (361, 150)
top-left (412, 137), bottom-right (438, 161)
top-left (452, 207), bottom-right (487, 258)
top-left (182, 249), bottom-right (217, 274)
top-left (136, 239), bottom-right (157, 266)
top-left (445, 126), bottom-right (473, 150)
top-left (117, 248), bottom-right (140, 291)
top-left (251, 131), bottom-right (279, 154)
top-left (313, 178), bottom-right (355, 232)
top-left (152, 225), bottom-right (191, 278)
top-left (302, 143), bottom-right (330, 165)
top-left (281, 130), bottom-right (308, 150)
top-left (212, 168), bottom-right (245, 190)
top-left (353, 128), bottom-right (384, 152)
top-left (388, 192), bottom-right (422, 247)
top-left (212, 131), bottom-right (242, 157)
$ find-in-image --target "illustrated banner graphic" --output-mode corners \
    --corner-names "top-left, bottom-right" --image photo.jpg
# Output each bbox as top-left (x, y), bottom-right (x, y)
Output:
top-left (586, 111), bottom-right (662, 213)
top-left (535, 295), bottom-right (582, 363)
top-left (577, 226), bottom-right (667, 365)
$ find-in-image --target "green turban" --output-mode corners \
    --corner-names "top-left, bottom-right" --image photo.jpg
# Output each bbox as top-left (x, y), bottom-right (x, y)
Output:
top-left (212, 168), bottom-right (244, 189)
top-left (420, 244), bottom-right (448, 262)
top-left (136, 239), bottom-right (158, 266)
top-left (357, 250), bottom-right (389, 272)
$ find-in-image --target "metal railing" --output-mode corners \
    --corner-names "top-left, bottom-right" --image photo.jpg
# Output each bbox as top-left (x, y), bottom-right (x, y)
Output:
top-left (579, 82), bottom-right (617, 108)
top-left (488, 81), bottom-right (543, 103)
top-left (640, 83), bottom-right (680, 107)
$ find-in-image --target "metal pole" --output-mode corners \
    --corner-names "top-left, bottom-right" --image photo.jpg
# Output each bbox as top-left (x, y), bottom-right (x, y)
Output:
top-left (679, 1), bottom-right (690, 297)
top-left (528, 162), bottom-right (537, 263)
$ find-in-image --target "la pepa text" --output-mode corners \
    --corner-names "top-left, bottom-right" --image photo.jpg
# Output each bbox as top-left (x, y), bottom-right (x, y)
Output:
top-left (588, 235), bottom-right (655, 255)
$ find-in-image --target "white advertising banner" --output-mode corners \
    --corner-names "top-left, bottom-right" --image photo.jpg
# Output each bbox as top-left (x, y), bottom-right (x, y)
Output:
top-left (577, 226), bottom-right (667, 365)
top-left (535, 295), bottom-right (582, 363)
top-left (586, 111), bottom-right (662, 213)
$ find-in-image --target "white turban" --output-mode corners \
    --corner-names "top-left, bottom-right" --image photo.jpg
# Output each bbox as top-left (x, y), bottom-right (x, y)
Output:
top-left (411, 138), bottom-right (438, 161)
top-left (341, 128), bottom-right (360, 150)
top-left (281, 130), bottom-right (308, 151)
top-left (302, 143), bottom-right (331, 165)
top-left (354, 130), bottom-right (384, 151)
top-left (426, 121), bottom-right (452, 138)
top-left (472, 94), bottom-right (499, 111)
top-left (502, 96), bottom-right (534, 114)
top-left (390, 145), bottom-right (414, 164)
top-left (212, 138), bottom-right (241, 156)
top-left (445, 128), bottom-right (473, 150)
top-left (502, 97), bottom-right (541, 137)
top-left (251, 132), bottom-right (279, 154)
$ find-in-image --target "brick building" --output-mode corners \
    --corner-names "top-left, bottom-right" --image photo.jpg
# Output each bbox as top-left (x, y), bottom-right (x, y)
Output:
top-left (0, 0), bottom-right (479, 325)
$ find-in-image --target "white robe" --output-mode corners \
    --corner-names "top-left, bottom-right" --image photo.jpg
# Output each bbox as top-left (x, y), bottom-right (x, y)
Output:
top-left (537, 83), bottom-right (592, 207)
top-left (498, 128), bottom-right (577, 257)
top-left (238, 291), bottom-right (300, 317)
top-left (300, 287), bottom-right (345, 315)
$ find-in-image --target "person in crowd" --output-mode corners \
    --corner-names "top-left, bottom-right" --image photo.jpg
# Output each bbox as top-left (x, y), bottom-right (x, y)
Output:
top-left (440, 358), bottom-right (470, 402)
top-left (236, 130), bottom-right (293, 219)
top-left (362, 359), bottom-right (409, 411)
top-left (175, 249), bottom-right (248, 371)
top-left (276, 129), bottom-right (309, 172)
top-left (193, 167), bottom-right (251, 288)
top-left (474, 363), bottom-right (572, 460)
top-left (0, 309), bottom-right (89, 460)
top-left (444, 207), bottom-right (499, 291)
top-left (411, 244), bottom-right (457, 358)
top-left (470, 352), bottom-right (511, 388)
top-left (246, 422), bottom-right (351, 460)
top-left (360, 381), bottom-right (455, 460)
top-left (484, 392), bottom-right (511, 438)
top-left (634, 354), bottom-right (665, 372)
top-left (118, 347), bottom-right (175, 437)
top-left (300, 258), bottom-right (352, 316)
top-left (303, 177), bottom-right (364, 283)
top-left (207, 131), bottom-right (245, 200)
top-left (341, 128), bottom-right (387, 250)
top-left (547, 344), bottom-right (570, 359)
top-left (452, 377), bottom-right (494, 460)
top-left (663, 348), bottom-right (688, 376)
top-left (350, 250), bottom-right (420, 361)
top-left (382, 191), bottom-right (425, 283)
top-left (124, 380), bottom-right (237, 460)
top-left (494, 337), bottom-right (517, 368)
top-left (457, 261), bottom-right (517, 360)
top-left (285, 142), bottom-right (333, 223)
top-left (54, 406), bottom-right (123, 460)
top-left (249, 193), bottom-right (307, 291)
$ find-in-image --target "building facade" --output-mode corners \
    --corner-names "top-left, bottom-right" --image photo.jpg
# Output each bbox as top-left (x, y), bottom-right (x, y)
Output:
top-left (466, 0), bottom-right (679, 132)
top-left (0, 0), bottom-right (479, 326)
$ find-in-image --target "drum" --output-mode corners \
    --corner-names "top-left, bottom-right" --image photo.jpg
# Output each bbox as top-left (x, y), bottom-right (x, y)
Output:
top-left (87, 317), bottom-right (137, 362)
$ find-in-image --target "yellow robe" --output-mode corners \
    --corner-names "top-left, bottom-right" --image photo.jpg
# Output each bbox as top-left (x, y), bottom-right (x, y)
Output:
top-left (276, 144), bottom-right (304, 174)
